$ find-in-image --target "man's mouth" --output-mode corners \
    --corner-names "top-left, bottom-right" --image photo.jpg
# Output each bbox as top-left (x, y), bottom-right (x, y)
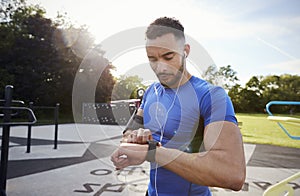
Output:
top-left (158, 73), bottom-right (173, 80)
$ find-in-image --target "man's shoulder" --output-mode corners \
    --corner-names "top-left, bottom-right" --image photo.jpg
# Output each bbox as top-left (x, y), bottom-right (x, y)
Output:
top-left (143, 82), bottom-right (161, 97)
top-left (189, 76), bottom-right (228, 100)
top-left (189, 76), bottom-right (211, 90)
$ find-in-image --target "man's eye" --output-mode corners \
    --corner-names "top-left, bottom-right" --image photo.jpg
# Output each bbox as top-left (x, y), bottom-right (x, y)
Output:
top-left (149, 58), bottom-right (157, 62)
top-left (164, 56), bottom-right (174, 60)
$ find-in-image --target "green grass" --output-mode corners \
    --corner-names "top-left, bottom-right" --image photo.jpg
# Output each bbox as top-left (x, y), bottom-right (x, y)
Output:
top-left (236, 113), bottom-right (300, 148)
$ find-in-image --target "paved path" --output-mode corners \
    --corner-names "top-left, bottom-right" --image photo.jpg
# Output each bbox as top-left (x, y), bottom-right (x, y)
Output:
top-left (1, 124), bottom-right (300, 195)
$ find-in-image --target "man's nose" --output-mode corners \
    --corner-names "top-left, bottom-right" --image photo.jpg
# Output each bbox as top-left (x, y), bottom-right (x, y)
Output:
top-left (155, 61), bottom-right (169, 73)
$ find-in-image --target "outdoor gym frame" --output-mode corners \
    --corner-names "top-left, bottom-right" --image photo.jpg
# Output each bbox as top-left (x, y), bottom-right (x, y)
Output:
top-left (0, 85), bottom-right (36, 195)
top-left (27, 102), bottom-right (60, 153)
top-left (0, 85), bottom-right (60, 195)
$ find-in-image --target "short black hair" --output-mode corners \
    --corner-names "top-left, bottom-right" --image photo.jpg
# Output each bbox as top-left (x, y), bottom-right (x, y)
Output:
top-left (146, 17), bottom-right (185, 40)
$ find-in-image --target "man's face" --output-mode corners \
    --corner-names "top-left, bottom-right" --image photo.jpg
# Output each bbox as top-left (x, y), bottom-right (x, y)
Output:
top-left (146, 33), bottom-right (185, 88)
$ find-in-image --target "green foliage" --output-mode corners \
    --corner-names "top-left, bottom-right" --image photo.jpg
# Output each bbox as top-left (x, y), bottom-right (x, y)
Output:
top-left (201, 64), bottom-right (218, 85)
top-left (0, 0), bottom-right (26, 23)
top-left (229, 74), bottom-right (300, 113)
top-left (112, 75), bottom-right (146, 100)
top-left (0, 1), bottom-right (115, 114)
top-left (207, 65), bottom-right (300, 113)
top-left (202, 64), bottom-right (239, 90)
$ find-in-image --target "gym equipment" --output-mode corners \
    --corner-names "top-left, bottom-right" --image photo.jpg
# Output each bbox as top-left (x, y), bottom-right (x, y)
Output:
top-left (0, 85), bottom-right (37, 195)
top-left (263, 101), bottom-right (300, 196)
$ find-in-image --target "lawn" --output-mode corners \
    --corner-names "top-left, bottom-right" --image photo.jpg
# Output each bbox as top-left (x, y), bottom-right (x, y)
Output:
top-left (236, 113), bottom-right (300, 148)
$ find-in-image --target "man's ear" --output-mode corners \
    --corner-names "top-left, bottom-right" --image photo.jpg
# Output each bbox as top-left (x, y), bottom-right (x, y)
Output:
top-left (184, 44), bottom-right (190, 57)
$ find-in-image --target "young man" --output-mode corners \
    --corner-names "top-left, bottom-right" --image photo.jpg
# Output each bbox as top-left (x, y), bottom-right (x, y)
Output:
top-left (111, 17), bottom-right (246, 196)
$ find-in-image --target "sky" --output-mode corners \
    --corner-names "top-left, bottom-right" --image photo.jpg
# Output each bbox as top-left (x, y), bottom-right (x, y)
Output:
top-left (28, 0), bottom-right (300, 86)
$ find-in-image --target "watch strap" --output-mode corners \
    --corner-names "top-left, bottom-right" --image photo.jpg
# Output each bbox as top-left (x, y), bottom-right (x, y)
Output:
top-left (146, 140), bottom-right (159, 162)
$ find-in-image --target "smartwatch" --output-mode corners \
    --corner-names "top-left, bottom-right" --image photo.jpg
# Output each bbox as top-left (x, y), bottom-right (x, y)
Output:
top-left (146, 140), bottom-right (160, 162)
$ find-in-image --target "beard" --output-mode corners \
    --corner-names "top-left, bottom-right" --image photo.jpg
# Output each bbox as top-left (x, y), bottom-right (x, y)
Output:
top-left (157, 70), bottom-right (183, 88)
top-left (156, 57), bottom-right (185, 88)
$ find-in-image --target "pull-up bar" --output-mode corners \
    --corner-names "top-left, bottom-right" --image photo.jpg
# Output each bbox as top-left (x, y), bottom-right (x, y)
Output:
top-left (265, 101), bottom-right (300, 140)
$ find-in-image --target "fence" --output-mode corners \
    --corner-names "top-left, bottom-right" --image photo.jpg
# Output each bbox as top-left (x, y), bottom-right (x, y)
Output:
top-left (82, 100), bottom-right (139, 125)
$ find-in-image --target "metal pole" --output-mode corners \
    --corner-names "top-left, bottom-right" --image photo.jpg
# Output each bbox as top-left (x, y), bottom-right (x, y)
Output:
top-left (53, 103), bottom-right (59, 149)
top-left (26, 102), bottom-right (34, 153)
top-left (0, 85), bottom-right (13, 193)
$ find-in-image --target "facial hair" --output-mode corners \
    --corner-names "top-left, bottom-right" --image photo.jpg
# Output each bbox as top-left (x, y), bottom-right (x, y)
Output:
top-left (158, 55), bottom-right (185, 88)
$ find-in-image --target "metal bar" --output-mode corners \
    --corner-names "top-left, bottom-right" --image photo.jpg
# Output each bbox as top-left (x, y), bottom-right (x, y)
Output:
top-left (26, 102), bottom-right (33, 153)
top-left (266, 101), bottom-right (300, 115)
top-left (0, 107), bottom-right (37, 126)
top-left (265, 101), bottom-right (300, 140)
top-left (263, 172), bottom-right (300, 196)
top-left (32, 106), bottom-right (56, 109)
top-left (0, 85), bottom-right (13, 193)
top-left (0, 99), bottom-right (24, 105)
top-left (26, 125), bottom-right (32, 153)
top-left (53, 103), bottom-right (59, 149)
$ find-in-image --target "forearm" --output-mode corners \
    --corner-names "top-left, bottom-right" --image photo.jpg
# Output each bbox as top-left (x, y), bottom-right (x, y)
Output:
top-left (155, 147), bottom-right (245, 190)
top-left (155, 121), bottom-right (246, 191)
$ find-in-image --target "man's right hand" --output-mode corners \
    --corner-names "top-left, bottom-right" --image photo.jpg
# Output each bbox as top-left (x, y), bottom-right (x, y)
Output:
top-left (122, 128), bottom-right (152, 144)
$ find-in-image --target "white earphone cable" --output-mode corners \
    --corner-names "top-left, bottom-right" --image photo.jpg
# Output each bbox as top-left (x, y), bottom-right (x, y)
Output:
top-left (153, 68), bottom-right (185, 196)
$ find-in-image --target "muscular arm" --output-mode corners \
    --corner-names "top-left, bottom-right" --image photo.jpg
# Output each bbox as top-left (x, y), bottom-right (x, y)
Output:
top-left (155, 121), bottom-right (246, 191)
top-left (112, 110), bottom-right (246, 190)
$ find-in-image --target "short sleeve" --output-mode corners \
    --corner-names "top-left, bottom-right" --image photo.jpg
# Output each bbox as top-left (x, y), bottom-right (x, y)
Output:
top-left (200, 86), bottom-right (237, 127)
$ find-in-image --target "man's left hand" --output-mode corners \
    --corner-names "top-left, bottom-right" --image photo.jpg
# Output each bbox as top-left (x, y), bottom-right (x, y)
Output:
top-left (111, 143), bottom-right (148, 169)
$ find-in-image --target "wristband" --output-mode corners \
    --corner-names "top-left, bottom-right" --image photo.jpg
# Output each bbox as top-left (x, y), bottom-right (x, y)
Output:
top-left (146, 140), bottom-right (160, 162)
top-left (123, 115), bottom-right (144, 134)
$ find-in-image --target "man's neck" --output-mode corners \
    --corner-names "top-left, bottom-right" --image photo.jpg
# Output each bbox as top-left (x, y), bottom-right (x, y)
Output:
top-left (164, 71), bottom-right (192, 89)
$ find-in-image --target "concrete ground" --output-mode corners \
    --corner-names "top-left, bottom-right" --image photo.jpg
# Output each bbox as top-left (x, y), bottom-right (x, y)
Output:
top-left (1, 124), bottom-right (300, 196)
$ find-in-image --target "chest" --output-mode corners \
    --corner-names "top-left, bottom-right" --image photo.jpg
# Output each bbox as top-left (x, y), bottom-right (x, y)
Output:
top-left (143, 89), bottom-right (200, 140)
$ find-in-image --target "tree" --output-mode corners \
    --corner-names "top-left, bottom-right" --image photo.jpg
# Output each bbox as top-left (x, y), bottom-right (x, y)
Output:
top-left (228, 84), bottom-right (242, 112)
top-left (0, 0), bottom-right (25, 23)
top-left (218, 65), bottom-right (239, 90)
top-left (0, 3), bottom-right (54, 101)
top-left (201, 64), bottom-right (219, 85)
top-left (0, 1), bottom-right (115, 115)
top-left (260, 74), bottom-right (300, 113)
top-left (229, 74), bottom-right (300, 113)
top-left (111, 75), bottom-right (146, 100)
top-left (228, 83), bottom-right (262, 113)
top-left (202, 65), bottom-right (239, 90)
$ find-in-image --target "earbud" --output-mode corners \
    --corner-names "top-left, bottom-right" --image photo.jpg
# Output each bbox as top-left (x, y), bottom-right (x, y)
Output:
top-left (184, 51), bottom-right (187, 58)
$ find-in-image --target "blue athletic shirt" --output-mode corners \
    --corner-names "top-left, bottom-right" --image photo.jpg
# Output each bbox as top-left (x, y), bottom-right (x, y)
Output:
top-left (140, 76), bottom-right (237, 196)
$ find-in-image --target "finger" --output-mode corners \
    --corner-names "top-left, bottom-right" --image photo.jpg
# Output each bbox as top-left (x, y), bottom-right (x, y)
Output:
top-left (110, 147), bottom-right (127, 162)
top-left (111, 152), bottom-right (127, 167)
top-left (121, 136), bottom-right (128, 143)
top-left (126, 135), bottom-right (132, 143)
top-left (114, 158), bottom-right (129, 169)
top-left (138, 129), bottom-right (151, 144)
top-left (131, 130), bottom-right (137, 143)
top-left (136, 128), bottom-right (145, 144)
top-left (141, 134), bottom-right (149, 144)
top-left (126, 132), bottom-right (134, 143)
top-left (110, 149), bottom-right (121, 162)
top-left (144, 129), bottom-right (152, 143)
